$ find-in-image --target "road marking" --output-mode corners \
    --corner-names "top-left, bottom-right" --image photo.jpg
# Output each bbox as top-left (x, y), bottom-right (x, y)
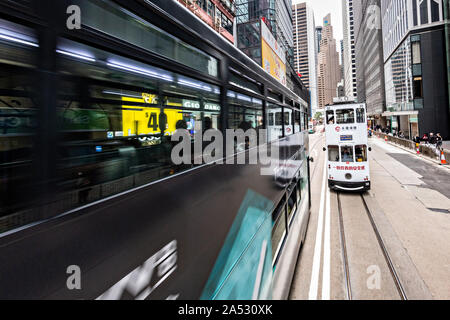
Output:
top-left (308, 154), bottom-right (327, 300)
top-left (322, 184), bottom-right (331, 300)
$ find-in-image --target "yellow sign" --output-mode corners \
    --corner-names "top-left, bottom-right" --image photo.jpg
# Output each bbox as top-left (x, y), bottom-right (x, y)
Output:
top-left (122, 95), bottom-right (183, 136)
top-left (260, 20), bottom-right (286, 86)
top-left (261, 39), bottom-right (286, 86)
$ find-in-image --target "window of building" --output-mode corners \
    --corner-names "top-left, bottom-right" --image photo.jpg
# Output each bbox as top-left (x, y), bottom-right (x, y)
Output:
top-left (412, 41), bottom-right (421, 64)
top-left (413, 76), bottom-right (423, 98)
top-left (420, 0), bottom-right (429, 24)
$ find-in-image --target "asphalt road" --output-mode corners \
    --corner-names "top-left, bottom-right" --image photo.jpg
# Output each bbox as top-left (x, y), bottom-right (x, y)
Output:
top-left (290, 134), bottom-right (450, 300)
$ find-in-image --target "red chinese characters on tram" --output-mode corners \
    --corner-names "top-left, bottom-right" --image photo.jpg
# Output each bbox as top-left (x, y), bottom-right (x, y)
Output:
top-left (335, 166), bottom-right (365, 171)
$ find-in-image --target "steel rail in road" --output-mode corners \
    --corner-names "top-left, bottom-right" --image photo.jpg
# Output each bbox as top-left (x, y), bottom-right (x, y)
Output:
top-left (336, 193), bottom-right (408, 300)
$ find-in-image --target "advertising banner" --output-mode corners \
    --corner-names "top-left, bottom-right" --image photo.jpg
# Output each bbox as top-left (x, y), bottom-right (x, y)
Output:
top-left (260, 19), bottom-right (286, 87)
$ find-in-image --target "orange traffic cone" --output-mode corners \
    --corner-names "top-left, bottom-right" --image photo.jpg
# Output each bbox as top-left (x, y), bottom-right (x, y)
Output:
top-left (416, 143), bottom-right (420, 155)
top-left (384, 135), bottom-right (388, 142)
top-left (440, 150), bottom-right (447, 165)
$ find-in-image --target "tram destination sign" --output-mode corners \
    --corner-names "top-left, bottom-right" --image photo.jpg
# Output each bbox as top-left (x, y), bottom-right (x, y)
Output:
top-left (340, 135), bottom-right (353, 142)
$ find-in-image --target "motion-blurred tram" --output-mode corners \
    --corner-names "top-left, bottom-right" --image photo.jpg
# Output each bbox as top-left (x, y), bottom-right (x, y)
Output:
top-left (324, 102), bottom-right (371, 192)
top-left (0, 0), bottom-right (312, 299)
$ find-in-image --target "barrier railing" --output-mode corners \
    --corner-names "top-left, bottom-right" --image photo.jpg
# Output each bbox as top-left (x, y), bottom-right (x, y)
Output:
top-left (373, 132), bottom-right (450, 162)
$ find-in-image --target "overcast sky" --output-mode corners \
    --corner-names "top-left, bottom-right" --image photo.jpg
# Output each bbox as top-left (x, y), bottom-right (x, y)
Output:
top-left (293, 0), bottom-right (343, 43)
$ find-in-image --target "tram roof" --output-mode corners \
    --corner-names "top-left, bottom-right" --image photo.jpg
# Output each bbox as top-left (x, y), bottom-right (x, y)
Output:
top-left (149, 0), bottom-right (309, 105)
top-left (325, 103), bottom-right (367, 111)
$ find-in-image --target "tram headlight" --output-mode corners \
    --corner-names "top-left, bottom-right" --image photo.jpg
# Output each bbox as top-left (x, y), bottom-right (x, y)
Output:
top-left (345, 173), bottom-right (352, 180)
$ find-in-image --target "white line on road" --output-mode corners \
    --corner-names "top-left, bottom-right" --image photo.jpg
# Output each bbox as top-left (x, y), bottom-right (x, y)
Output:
top-left (308, 153), bottom-right (327, 300)
top-left (322, 184), bottom-right (331, 300)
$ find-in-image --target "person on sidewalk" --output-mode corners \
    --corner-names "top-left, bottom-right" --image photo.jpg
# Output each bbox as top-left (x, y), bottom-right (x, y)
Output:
top-left (436, 133), bottom-right (443, 150)
top-left (429, 133), bottom-right (437, 146)
top-left (421, 133), bottom-right (429, 144)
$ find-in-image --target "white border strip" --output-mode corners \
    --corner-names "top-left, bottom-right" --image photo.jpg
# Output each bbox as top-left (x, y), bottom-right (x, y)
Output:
top-left (308, 156), bottom-right (327, 299)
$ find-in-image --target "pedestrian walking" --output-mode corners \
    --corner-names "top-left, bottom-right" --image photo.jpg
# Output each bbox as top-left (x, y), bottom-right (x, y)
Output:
top-left (436, 133), bottom-right (443, 150)
top-left (421, 133), bottom-right (429, 144)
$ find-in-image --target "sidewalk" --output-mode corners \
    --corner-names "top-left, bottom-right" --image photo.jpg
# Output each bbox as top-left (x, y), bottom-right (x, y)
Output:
top-left (371, 136), bottom-right (450, 171)
top-left (443, 141), bottom-right (450, 151)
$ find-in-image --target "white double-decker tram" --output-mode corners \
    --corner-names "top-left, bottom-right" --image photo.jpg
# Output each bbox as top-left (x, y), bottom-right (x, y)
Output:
top-left (324, 102), bottom-right (371, 191)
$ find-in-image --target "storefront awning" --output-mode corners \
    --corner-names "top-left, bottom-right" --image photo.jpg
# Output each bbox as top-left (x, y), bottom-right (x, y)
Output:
top-left (382, 110), bottom-right (419, 117)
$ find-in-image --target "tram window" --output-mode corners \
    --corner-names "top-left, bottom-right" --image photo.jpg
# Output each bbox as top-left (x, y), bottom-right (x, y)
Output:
top-left (356, 108), bottom-right (365, 123)
top-left (268, 113), bottom-right (274, 126)
top-left (355, 145), bottom-right (368, 162)
top-left (228, 91), bottom-right (262, 131)
top-left (267, 103), bottom-right (282, 142)
top-left (0, 65), bottom-right (37, 220)
top-left (285, 109), bottom-right (293, 136)
top-left (336, 109), bottom-right (355, 124)
top-left (326, 110), bottom-right (335, 124)
top-left (272, 200), bottom-right (287, 264)
top-left (328, 145), bottom-right (340, 162)
top-left (287, 188), bottom-right (297, 224)
top-left (275, 113), bottom-right (283, 126)
top-left (297, 179), bottom-right (302, 205)
top-left (341, 146), bottom-right (354, 162)
top-left (76, 0), bottom-right (219, 77)
top-left (284, 112), bottom-right (290, 125)
top-left (294, 111), bottom-right (301, 133)
top-left (52, 43), bottom-right (222, 216)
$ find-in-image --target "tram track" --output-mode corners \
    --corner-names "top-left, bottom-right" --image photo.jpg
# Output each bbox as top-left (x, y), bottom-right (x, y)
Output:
top-left (336, 192), bottom-right (407, 300)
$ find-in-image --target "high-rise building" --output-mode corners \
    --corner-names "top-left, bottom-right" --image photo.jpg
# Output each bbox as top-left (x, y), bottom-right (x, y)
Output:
top-left (354, 0), bottom-right (386, 125)
top-left (293, 2), bottom-right (318, 114)
top-left (176, 0), bottom-right (236, 44)
top-left (315, 26), bottom-right (323, 54)
top-left (444, 0), bottom-right (450, 116)
top-left (236, 0), bottom-right (293, 66)
top-left (340, 39), bottom-right (344, 81)
top-left (382, 0), bottom-right (449, 139)
top-left (342, 0), bottom-right (357, 99)
top-left (317, 14), bottom-right (341, 109)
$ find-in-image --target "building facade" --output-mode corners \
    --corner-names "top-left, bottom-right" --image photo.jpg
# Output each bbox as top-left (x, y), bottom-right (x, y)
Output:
top-left (315, 26), bottom-right (323, 54)
top-left (342, 0), bottom-right (358, 99)
top-left (236, 0), bottom-right (293, 66)
top-left (382, 0), bottom-right (449, 139)
top-left (177, 0), bottom-right (236, 44)
top-left (293, 2), bottom-right (318, 115)
top-left (317, 14), bottom-right (341, 109)
top-left (354, 0), bottom-right (386, 125)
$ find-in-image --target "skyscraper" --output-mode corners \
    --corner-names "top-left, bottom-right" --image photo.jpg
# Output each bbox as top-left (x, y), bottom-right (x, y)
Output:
top-left (342, 0), bottom-right (357, 99)
top-left (382, 0), bottom-right (449, 139)
top-left (315, 26), bottom-right (323, 54)
top-left (317, 14), bottom-right (341, 109)
top-left (354, 0), bottom-right (385, 125)
top-left (293, 2), bottom-right (318, 114)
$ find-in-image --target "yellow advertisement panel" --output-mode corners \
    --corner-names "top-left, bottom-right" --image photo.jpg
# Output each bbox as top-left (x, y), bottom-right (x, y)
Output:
top-left (122, 95), bottom-right (183, 137)
top-left (261, 39), bottom-right (287, 86)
